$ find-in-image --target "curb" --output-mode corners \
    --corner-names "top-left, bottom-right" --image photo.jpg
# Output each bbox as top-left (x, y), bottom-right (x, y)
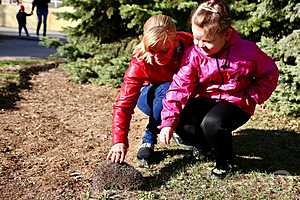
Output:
top-left (0, 34), bottom-right (40, 41)
top-left (0, 34), bottom-right (67, 42)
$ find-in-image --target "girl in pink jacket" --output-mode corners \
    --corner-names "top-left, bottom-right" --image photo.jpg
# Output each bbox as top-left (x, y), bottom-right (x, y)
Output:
top-left (159, 0), bottom-right (279, 179)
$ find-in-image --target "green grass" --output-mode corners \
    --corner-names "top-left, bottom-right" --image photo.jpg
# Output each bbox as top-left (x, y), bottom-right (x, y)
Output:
top-left (138, 110), bottom-right (300, 200)
top-left (0, 58), bottom-right (58, 106)
top-left (1, 58), bottom-right (299, 200)
top-left (0, 59), bottom-right (44, 68)
top-left (0, 72), bottom-right (21, 97)
top-left (91, 109), bottom-right (300, 200)
top-left (0, 59), bottom-right (47, 86)
top-left (0, 72), bottom-right (20, 81)
top-left (0, 58), bottom-right (58, 86)
top-left (0, 59), bottom-right (40, 91)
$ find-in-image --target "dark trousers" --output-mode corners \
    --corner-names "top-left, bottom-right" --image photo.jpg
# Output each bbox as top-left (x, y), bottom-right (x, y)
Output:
top-left (18, 24), bottom-right (29, 36)
top-left (36, 8), bottom-right (48, 36)
top-left (137, 82), bottom-right (171, 144)
top-left (176, 98), bottom-right (250, 167)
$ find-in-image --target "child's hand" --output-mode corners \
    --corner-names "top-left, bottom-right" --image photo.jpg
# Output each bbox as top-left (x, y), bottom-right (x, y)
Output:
top-left (107, 143), bottom-right (128, 163)
top-left (159, 127), bottom-right (173, 145)
top-left (258, 102), bottom-right (267, 112)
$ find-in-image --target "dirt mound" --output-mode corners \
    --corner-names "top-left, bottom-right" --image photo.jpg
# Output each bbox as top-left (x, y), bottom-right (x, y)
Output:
top-left (92, 161), bottom-right (144, 192)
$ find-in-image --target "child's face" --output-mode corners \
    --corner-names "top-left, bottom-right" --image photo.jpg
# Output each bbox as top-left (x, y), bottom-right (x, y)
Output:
top-left (192, 24), bottom-right (228, 56)
top-left (148, 38), bottom-right (175, 66)
top-left (20, 5), bottom-right (25, 12)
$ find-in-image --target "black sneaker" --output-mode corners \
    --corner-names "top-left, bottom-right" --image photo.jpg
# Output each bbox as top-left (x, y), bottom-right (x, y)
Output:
top-left (137, 143), bottom-right (154, 168)
top-left (210, 163), bottom-right (238, 179)
top-left (172, 132), bottom-right (193, 150)
top-left (192, 146), bottom-right (215, 161)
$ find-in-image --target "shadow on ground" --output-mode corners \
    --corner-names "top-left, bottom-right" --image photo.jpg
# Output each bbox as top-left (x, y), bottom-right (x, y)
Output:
top-left (234, 128), bottom-right (300, 175)
top-left (0, 63), bottom-right (59, 108)
top-left (142, 148), bottom-right (195, 190)
top-left (0, 36), bottom-right (58, 58)
top-left (141, 128), bottom-right (299, 190)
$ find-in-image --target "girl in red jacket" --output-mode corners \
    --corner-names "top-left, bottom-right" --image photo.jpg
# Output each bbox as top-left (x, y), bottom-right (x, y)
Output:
top-left (106, 15), bottom-right (193, 166)
top-left (159, 0), bottom-right (279, 179)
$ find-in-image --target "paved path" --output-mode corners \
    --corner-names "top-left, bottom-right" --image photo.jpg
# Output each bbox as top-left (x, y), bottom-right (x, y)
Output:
top-left (0, 26), bottom-right (66, 59)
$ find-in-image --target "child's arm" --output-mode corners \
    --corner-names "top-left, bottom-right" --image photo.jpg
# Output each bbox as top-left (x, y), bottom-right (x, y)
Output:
top-left (112, 59), bottom-right (145, 147)
top-left (246, 46), bottom-right (279, 104)
top-left (159, 48), bottom-right (200, 144)
top-left (160, 48), bottom-right (200, 134)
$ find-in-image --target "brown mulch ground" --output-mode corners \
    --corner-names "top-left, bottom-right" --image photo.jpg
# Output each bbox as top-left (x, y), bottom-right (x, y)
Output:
top-left (0, 67), bottom-right (148, 199)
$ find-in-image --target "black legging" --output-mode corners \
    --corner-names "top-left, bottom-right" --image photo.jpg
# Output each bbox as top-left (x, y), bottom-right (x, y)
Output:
top-left (176, 98), bottom-right (250, 167)
top-left (18, 25), bottom-right (29, 36)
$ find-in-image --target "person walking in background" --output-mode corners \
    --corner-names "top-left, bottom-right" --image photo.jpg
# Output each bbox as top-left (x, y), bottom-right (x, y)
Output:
top-left (106, 15), bottom-right (193, 167)
top-left (31, 0), bottom-right (50, 36)
top-left (16, 4), bottom-right (32, 37)
top-left (159, 0), bottom-right (279, 179)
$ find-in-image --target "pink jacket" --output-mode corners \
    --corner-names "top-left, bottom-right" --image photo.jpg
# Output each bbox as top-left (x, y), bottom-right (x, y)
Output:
top-left (161, 30), bottom-right (279, 129)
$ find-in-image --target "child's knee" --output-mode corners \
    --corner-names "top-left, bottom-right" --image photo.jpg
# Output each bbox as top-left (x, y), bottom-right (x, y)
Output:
top-left (201, 115), bottom-right (222, 134)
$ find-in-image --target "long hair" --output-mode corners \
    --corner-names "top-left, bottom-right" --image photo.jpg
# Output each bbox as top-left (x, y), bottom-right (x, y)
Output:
top-left (191, 0), bottom-right (231, 39)
top-left (133, 15), bottom-right (176, 64)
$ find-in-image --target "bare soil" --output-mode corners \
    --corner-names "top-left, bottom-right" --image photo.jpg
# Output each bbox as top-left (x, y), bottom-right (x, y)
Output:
top-left (0, 67), bottom-right (148, 199)
top-left (1, 65), bottom-right (299, 200)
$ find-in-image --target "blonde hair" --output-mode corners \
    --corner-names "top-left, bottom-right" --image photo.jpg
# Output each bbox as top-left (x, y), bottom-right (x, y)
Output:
top-left (133, 15), bottom-right (176, 64)
top-left (191, 0), bottom-right (231, 39)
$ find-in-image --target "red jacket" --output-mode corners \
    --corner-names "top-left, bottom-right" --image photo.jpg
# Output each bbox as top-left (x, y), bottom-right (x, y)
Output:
top-left (112, 32), bottom-right (193, 146)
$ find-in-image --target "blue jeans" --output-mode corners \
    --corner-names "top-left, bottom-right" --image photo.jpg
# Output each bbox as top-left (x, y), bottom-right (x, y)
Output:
top-left (36, 7), bottom-right (48, 36)
top-left (137, 82), bottom-right (171, 144)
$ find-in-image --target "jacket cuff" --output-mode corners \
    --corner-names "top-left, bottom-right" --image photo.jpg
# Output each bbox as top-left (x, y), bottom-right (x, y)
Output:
top-left (160, 118), bottom-right (178, 129)
top-left (112, 134), bottom-right (129, 147)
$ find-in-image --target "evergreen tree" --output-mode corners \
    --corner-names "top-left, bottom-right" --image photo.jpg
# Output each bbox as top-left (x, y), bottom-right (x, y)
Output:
top-left (58, 0), bottom-right (126, 42)
top-left (55, 0), bottom-right (299, 115)
top-left (232, 0), bottom-right (299, 41)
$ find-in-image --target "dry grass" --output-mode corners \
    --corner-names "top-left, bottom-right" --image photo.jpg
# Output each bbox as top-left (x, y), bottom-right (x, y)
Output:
top-left (0, 59), bottom-right (299, 200)
top-left (91, 109), bottom-right (300, 200)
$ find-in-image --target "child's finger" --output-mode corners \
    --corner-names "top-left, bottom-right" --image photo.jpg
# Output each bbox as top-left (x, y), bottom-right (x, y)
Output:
top-left (120, 151), bottom-right (125, 163)
top-left (166, 133), bottom-right (170, 145)
top-left (159, 133), bottom-right (165, 144)
top-left (106, 150), bottom-right (112, 160)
